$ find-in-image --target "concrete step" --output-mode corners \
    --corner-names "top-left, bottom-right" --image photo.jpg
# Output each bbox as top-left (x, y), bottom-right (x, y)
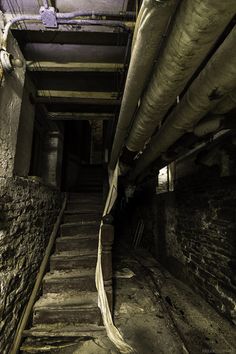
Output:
top-left (50, 251), bottom-right (97, 270)
top-left (43, 269), bottom-right (96, 293)
top-left (56, 235), bottom-right (98, 252)
top-left (60, 222), bottom-right (100, 237)
top-left (21, 324), bottom-right (105, 353)
top-left (33, 292), bottom-right (101, 325)
top-left (23, 323), bottom-right (105, 338)
top-left (63, 212), bottom-right (102, 224)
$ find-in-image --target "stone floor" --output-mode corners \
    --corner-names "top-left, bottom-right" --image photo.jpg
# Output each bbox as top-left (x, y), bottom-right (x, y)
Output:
top-left (22, 247), bottom-right (236, 353)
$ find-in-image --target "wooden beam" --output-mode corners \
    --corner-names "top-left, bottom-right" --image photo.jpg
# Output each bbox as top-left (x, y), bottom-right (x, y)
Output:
top-left (36, 97), bottom-right (121, 105)
top-left (48, 112), bottom-right (115, 120)
top-left (27, 61), bottom-right (125, 72)
top-left (37, 90), bottom-right (118, 99)
top-left (36, 90), bottom-right (121, 105)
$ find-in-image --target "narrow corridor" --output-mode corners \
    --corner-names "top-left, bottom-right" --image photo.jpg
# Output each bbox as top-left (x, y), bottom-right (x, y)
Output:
top-left (0, 1), bottom-right (236, 353)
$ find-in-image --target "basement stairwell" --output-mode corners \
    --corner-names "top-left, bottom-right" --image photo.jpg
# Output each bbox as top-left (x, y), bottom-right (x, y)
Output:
top-left (20, 192), bottom-right (108, 353)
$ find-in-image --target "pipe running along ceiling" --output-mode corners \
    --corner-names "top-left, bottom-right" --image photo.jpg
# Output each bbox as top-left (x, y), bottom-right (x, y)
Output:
top-left (126, 0), bottom-right (236, 152)
top-left (128, 25), bottom-right (236, 181)
top-left (109, 0), bottom-right (236, 177)
top-left (109, 0), bottom-right (177, 170)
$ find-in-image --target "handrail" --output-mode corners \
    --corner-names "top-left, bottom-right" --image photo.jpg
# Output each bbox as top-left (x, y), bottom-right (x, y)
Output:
top-left (10, 193), bottom-right (68, 354)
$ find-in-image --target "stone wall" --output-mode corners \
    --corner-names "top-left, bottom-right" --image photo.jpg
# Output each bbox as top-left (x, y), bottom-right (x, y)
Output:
top-left (0, 176), bottom-right (61, 353)
top-left (132, 174), bottom-right (236, 324)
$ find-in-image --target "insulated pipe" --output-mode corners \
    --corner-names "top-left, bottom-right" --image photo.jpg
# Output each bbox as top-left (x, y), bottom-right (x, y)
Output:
top-left (129, 26), bottom-right (236, 181)
top-left (193, 115), bottom-right (223, 137)
top-left (211, 88), bottom-right (236, 114)
top-left (126, 0), bottom-right (236, 153)
top-left (109, 0), bottom-right (177, 170)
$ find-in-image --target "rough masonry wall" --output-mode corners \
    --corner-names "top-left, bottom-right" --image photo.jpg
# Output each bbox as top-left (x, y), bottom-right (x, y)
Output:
top-left (0, 176), bottom-right (61, 353)
top-left (124, 173), bottom-right (236, 324)
top-left (147, 176), bottom-right (236, 325)
top-left (166, 179), bottom-right (236, 324)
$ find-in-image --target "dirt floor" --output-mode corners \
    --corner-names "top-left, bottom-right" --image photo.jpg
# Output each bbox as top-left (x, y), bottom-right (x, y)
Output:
top-left (112, 247), bottom-right (236, 354)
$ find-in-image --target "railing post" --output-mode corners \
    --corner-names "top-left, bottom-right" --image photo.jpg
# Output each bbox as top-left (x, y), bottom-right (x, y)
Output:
top-left (101, 217), bottom-right (114, 314)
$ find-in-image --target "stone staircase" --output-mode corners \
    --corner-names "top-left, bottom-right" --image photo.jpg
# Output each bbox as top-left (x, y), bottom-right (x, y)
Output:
top-left (20, 192), bottom-right (105, 353)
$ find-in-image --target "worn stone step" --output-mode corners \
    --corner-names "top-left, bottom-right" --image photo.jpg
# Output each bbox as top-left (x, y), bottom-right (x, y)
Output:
top-left (50, 251), bottom-right (97, 270)
top-left (33, 292), bottom-right (101, 325)
top-left (63, 212), bottom-right (102, 223)
top-left (23, 323), bottom-right (105, 338)
top-left (69, 193), bottom-right (103, 201)
top-left (43, 269), bottom-right (96, 293)
top-left (60, 222), bottom-right (100, 237)
top-left (66, 204), bottom-right (103, 213)
top-left (56, 235), bottom-right (98, 252)
top-left (67, 199), bottom-right (103, 206)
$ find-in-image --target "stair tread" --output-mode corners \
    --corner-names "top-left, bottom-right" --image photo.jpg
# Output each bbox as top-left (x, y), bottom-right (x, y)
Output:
top-left (57, 234), bottom-right (98, 241)
top-left (64, 209), bottom-right (103, 215)
top-left (34, 291), bottom-right (98, 309)
top-left (61, 221), bottom-right (100, 227)
top-left (44, 269), bottom-right (95, 281)
top-left (51, 251), bottom-right (97, 258)
top-left (23, 323), bottom-right (104, 337)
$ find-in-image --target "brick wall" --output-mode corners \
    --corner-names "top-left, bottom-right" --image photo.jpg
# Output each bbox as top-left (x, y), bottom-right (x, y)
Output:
top-left (170, 178), bottom-right (236, 323)
top-left (0, 176), bottom-right (61, 353)
top-left (138, 175), bottom-right (236, 324)
top-left (121, 173), bottom-right (236, 324)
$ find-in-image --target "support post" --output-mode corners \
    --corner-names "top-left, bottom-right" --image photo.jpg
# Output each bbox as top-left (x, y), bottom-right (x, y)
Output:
top-left (42, 130), bottom-right (63, 189)
top-left (101, 222), bottom-right (114, 314)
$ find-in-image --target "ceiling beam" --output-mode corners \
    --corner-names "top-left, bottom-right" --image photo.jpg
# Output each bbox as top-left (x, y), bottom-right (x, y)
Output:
top-left (36, 90), bottom-right (121, 105)
top-left (37, 90), bottom-right (118, 99)
top-left (27, 61), bottom-right (125, 72)
top-left (48, 112), bottom-right (115, 120)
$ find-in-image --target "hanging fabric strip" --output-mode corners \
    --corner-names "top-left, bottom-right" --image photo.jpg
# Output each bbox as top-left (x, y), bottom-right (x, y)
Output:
top-left (95, 163), bottom-right (135, 353)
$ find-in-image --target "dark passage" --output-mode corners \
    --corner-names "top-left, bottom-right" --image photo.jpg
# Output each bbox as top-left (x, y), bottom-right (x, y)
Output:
top-left (0, 1), bottom-right (236, 353)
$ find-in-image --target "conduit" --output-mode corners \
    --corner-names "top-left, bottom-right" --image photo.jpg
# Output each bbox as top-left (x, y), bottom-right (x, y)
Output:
top-left (129, 26), bottom-right (236, 181)
top-left (109, 0), bottom-right (177, 170)
top-left (0, 11), bottom-right (134, 50)
top-left (126, 0), bottom-right (236, 153)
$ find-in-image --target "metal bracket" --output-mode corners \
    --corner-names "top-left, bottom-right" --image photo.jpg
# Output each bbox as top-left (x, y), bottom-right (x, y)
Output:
top-left (40, 6), bottom-right (58, 28)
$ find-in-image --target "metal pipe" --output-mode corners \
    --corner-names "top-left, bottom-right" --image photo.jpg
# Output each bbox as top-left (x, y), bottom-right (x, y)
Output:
top-left (126, 0), bottom-right (236, 153)
top-left (129, 26), bottom-right (236, 181)
top-left (109, 0), bottom-right (177, 170)
top-left (1, 15), bottom-right (41, 50)
top-left (1, 11), bottom-right (135, 50)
